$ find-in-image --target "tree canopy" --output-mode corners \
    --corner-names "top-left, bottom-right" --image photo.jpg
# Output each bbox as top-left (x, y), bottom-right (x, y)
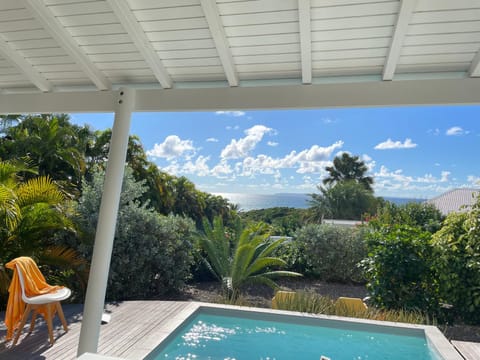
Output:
top-left (323, 153), bottom-right (373, 191)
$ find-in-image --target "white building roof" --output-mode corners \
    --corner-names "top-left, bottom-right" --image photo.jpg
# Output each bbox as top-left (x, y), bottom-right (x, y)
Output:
top-left (1, 0), bottom-right (480, 113)
top-left (427, 188), bottom-right (480, 216)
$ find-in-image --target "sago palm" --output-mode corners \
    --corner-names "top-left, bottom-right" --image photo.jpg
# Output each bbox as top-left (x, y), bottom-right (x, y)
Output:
top-left (199, 218), bottom-right (301, 297)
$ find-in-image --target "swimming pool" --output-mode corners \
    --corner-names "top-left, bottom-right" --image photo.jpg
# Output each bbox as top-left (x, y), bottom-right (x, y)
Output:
top-left (145, 304), bottom-right (461, 360)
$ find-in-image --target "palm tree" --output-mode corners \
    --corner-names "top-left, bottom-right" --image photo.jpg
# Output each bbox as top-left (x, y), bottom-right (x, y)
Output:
top-left (0, 160), bottom-right (87, 304)
top-left (199, 217), bottom-right (301, 298)
top-left (0, 114), bottom-right (87, 192)
top-left (323, 153), bottom-right (373, 191)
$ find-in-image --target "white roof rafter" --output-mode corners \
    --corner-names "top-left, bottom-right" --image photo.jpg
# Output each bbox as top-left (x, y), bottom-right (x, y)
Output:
top-left (383, 0), bottom-right (418, 81)
top-left (298, 0), bottom-right (312, 84)
top-left (106, 0), bottom-right (173, 89)
top-left (200, 0), bottom-right (239, 87)
top-left (0, 37), bottom-right (52, 92)
top-left (468, 49), bottom-right (480, 77)
top-left (23, 0), bottom-right (111, 91)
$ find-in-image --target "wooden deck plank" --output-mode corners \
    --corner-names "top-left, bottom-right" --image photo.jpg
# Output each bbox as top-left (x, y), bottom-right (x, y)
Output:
top-left (452, 340), bottom-right (480, 360)
top-left (0, 301), bottom-right (192, 360)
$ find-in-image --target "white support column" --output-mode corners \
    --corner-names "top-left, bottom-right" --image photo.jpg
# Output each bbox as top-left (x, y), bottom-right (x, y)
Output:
top-left (77, 88), bottom-right (135, 356)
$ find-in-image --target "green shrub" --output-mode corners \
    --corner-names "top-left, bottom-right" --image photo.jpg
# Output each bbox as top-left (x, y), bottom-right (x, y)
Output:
top-left (370, 202), bottom-right (444, 233)
top-left (432, 202), bottom-right (480, 324)
top-left (360, 224), bottom-right (439, 313)
top-left (75, 167), bottom-right (196, 300)
top-left (287, 224), bottom-right (366, 283)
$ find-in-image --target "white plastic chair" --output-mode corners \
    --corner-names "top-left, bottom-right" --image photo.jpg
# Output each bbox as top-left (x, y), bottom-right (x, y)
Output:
top-left (12, 262), bottom-right (71, 346)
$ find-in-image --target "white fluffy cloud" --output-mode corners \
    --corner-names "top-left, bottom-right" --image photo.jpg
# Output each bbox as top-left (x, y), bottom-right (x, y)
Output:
top-left (147, 135), bottom-right (195, 160)
top-left (267, 141), bottom-right (279, 147)
top-left (221, 125), bottom-right (273, 159)
top-left (446, 126), bottom-right (465, 136)
top-left (374, 138), bottom-right (417, 150)
top-left (238, 141), bottom-right (343, 176)
top-left (216, 111), bottom-right (245, 117)
top-left (182, 156), bottom-right (210, 177)
top-left (206, 137), bottom-right (219, 142)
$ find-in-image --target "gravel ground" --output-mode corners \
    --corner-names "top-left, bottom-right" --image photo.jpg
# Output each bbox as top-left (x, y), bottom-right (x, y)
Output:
top-left (173, 278), bottom-right (480, 342)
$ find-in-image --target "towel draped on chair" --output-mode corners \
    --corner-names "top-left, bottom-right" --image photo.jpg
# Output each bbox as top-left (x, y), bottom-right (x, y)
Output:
top-left (4, 257), bottom-right (63, 340)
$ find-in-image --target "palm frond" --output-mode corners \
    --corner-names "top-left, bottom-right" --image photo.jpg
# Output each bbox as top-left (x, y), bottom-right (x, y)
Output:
top-left (17, 176), bottom-right (64, 207)
top-left (246, 257), bottom-right (287, 276)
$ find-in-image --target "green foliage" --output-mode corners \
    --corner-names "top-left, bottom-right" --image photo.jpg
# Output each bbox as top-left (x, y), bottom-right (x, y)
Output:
top-left (0, 159), bottom-right (86, 308)
top-left (0, 114), bottom-right (88, 191)
top-left (432, 197), bottom-right (480, 324)
top-left (287, 224), bottom-right (366, 283)
top-left (75, 166), bottom-right (196, 300)
top-left (272, 291), bottom-right (435, 325)
top-left (371, 201), bottom-right (444, 233)
top-left (360, 225), bottom-right (439, 312)
top-left (239, 207), bottom-right (307, 236)
top-left (199, 218), bottom-right (301, 298)
top-left (323, 153), bottom-right (374, 191)
top-left (309, 181), bottom-right (379, 221)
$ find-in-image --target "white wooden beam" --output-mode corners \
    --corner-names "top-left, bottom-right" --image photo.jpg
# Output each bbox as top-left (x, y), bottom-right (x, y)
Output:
top-left (0, 37), bottom-right (52, 92)
top-left (1, 79), bottom-right (480, 114)
top-left (469, 48), bottom-right (480, 77)
top-left (106, 0), bottom-right (173, 89)
top-left (24, 0), bottom-right (111, 91)
top-left (383, 0), bottom-right (418, 81)
top-left (298, 0), bottom-right (312, 84)
top-left (200, 0), bottom-right (239, 87)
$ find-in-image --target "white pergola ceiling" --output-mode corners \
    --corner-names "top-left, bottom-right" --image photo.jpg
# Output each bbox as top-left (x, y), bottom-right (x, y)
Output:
top-left (0, 0), bottom-right (480, 111)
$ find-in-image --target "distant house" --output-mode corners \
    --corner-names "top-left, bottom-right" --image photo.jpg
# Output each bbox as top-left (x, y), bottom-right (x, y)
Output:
top-left (427, 188), bottom-right (480, 216)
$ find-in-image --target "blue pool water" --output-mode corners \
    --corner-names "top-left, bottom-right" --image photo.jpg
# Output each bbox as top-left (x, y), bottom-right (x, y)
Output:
top-left (147, 311), bottom-right (439, 360)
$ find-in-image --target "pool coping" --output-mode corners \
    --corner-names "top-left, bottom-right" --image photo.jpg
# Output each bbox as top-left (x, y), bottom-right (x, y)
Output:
top-left (148, 301), bottom-right (462, 360)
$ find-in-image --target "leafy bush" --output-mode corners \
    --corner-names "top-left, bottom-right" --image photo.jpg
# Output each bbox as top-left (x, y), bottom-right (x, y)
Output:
top-left (74, 167), bottom-right (196, 300)
top-left (360, 225), bottom-right (439, 312)
top-left (432, 200), bottom-right (480, 324)
top-left (370, 201), bottom-right (444, 233)
top-left (287, 224), bottom-right (366, 283)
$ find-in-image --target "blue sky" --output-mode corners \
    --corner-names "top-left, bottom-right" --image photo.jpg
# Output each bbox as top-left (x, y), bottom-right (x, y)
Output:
top-left (71, 105), bottom-right (480, 199)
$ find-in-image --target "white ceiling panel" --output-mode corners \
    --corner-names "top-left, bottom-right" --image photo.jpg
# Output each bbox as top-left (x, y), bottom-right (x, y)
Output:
top-left (0, 0), bottom-right (476, 97)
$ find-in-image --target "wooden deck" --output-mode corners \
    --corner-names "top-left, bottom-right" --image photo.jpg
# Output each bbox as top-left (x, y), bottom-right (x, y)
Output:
top-left (0, 301), bottom-right (195, 360)
top-left (0, 300), bottom-right (478, 360)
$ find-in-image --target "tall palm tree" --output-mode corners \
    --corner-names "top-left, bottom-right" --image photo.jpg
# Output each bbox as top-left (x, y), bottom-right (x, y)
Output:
top-left (323, 153), bottom-right (374, 191)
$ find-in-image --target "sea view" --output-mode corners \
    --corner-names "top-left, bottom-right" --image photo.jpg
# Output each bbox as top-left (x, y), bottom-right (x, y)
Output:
top-left (214, 192), bottom-right (424, 211)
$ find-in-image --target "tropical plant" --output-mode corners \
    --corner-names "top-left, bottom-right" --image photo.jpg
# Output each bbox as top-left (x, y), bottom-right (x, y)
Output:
top-left (432, 195), bottom-right (480, 324)
top-left (0, 114), bottom-right (87, 191)
top-left (199, 217), bottom-right (302, 298)
top-left (0, 160), bottom-right (87, 307)
top-left (360, 224), bottom-right (439, 313)
top-left (323, 153), bottom-right (373, 191)
top-left (309, 181), bottom-right (378, 220)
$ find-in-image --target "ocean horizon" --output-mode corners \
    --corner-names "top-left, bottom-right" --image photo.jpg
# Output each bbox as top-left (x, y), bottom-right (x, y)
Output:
top-left (214, 192), bottom-right (425, 211)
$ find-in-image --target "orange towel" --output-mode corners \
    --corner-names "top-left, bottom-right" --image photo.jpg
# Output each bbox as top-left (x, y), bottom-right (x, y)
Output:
top-left (4, 257), bottom-right (63, 340)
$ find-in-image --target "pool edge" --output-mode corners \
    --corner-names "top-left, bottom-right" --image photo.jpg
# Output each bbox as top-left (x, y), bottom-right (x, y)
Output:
top-left (143, 301), bottom-right (463, 360)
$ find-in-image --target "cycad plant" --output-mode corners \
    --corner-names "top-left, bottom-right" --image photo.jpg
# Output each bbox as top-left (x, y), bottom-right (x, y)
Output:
top-left (199, 217), bottom-right (301, 299)
top-left (0, 159), bottom-right (87, 305)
